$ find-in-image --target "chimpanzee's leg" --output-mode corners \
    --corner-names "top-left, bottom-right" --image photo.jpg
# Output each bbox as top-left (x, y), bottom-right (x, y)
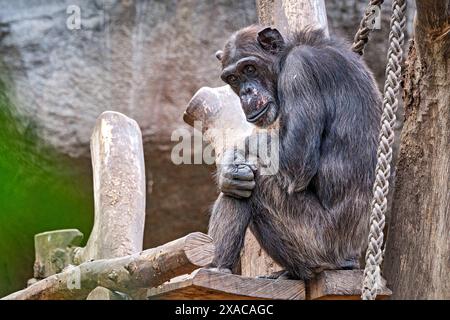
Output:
top-left (208, 193), bottom-right (253, 271)
top-left (250, 189), bottom-right (367, 280)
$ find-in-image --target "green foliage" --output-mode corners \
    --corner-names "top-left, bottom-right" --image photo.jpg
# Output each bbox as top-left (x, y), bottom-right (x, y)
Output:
top-left (0, 79), bottom-right (94, 297)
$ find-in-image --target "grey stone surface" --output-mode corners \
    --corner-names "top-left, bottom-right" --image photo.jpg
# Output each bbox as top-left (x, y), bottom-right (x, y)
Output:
top-left (0, 0), bottom-right (257, 247)
top-left (0, 0), bottom-right (257, 157)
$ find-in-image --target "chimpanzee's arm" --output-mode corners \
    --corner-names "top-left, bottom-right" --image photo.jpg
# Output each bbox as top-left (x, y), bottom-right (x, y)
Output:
top-left (276, 46), bottom-right (327, 193)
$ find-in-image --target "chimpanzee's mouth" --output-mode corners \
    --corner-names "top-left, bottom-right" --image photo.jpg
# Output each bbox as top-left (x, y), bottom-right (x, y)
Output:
top-left (246, 103), bottom-right (271, 123)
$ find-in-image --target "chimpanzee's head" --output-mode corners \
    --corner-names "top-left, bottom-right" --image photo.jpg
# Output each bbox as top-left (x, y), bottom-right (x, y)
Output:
top-left (216, 25), bottom-right (285, 127)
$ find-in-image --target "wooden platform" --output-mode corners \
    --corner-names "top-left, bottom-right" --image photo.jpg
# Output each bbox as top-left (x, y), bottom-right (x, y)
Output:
top-left (147, 268), bottom-right (391, 300)
top-left (147, 268), bottom-right (306, 300)
top-left (307, 270), bottom-right (392, 300)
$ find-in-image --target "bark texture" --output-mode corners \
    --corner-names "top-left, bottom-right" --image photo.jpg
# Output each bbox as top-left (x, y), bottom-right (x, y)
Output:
top-left (257, 0), bottom-right (328, 36)
top-left (383, 0), bottom-right (450, 300)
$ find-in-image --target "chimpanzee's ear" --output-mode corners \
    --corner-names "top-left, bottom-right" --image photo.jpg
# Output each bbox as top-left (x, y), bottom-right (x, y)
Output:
top-left (215, 50), bottom-right (224, 61)
top-left (257, 27), bottom-right (284, 53)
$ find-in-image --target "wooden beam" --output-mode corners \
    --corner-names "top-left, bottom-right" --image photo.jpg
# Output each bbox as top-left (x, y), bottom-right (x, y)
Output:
top-left (86, 286), bottom-right (131, 300)
top-left (1, 232), bottom-right (214, 300)
top-left (74, 111), bottom-right (146, 263)
top-left (147, 268), bottom-right (305, 300)
top-left (33, 229), bottom-right (83, 279)
top-left (306, 270), bottom-right (391, 300)
top-left (184, 85), bottom-right (253, 159)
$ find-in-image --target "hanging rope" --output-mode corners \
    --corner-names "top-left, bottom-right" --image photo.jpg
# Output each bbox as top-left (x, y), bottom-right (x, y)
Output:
top-left (352, 0), bottom-right (385, 55)
top-left (361, 0), bottom-right (406, 300)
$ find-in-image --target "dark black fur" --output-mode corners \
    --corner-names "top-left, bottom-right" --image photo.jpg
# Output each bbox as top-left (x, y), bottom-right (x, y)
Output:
top-left (209, 25), bottom-right (382, 279)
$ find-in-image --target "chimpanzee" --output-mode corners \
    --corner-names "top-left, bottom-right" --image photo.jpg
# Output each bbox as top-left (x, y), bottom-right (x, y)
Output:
top-left (208, 25), bottom-right (382, 280)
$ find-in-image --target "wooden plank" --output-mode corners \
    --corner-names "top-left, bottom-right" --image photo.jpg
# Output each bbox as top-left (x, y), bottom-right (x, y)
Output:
top-left (147, 268), bottom-right (305, 300)
top-left (2, 232), bottom-right (214, 300)
top-left (306, 270), bottom-right (392, 300)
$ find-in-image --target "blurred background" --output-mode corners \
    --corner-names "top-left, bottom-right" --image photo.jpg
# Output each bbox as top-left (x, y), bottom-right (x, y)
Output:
top-left (0, 0), bottom-right (415, 296)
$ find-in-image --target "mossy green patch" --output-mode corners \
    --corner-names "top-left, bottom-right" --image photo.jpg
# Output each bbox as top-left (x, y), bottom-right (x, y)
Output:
top-left (0, 79), bottom-right (93, 297)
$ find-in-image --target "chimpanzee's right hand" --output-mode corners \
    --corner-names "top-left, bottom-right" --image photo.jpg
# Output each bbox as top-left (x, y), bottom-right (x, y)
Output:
top-left (217, 149), bottom-right (256, 199)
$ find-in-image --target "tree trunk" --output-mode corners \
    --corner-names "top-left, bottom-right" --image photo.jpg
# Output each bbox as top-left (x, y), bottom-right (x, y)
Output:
top-left (383, 0), bottom-right (450, 300)
top-left (256, 0), bottom-right (328, 36)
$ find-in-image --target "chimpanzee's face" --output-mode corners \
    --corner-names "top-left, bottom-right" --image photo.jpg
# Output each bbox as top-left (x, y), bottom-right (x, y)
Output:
top-left (216, 26), bottom-right (285, 128)
top-left (220, 56), bottom-right (278, 127)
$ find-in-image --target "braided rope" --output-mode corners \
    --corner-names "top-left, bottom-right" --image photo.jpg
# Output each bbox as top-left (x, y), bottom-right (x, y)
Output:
top-left (361, 0), bottom-right (406, 300)
top-left (352, 0), bottom-right (385, 55)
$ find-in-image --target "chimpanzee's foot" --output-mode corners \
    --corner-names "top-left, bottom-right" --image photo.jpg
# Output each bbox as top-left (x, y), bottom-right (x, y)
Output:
top-left (208, 267), bottom-right (233, 274)
top-left (257, 270), bottom-right (291, 280)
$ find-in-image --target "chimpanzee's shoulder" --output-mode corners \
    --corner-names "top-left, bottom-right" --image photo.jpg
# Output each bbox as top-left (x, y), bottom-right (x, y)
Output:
top-left (286, 28), bottom-right (351, 54)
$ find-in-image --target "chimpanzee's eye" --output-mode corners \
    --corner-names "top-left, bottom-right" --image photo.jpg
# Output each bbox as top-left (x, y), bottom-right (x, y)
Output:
top-left (244, 65), bottom-right (256, 75)
top-left (227, 75), bottom-right (238, 86)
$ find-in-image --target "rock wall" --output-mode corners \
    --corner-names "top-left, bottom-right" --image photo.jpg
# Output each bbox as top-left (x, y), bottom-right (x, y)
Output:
top-left (0, 0), bottom-right (257, 247)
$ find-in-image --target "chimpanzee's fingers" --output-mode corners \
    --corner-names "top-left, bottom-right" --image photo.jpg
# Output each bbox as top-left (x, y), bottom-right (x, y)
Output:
top-left (222, 189), bottom-right (252, 199)
top-left (233, 149), bottom-right (246, 163)
top-left (221, 191), bottom-right (243, 199)
top-left (221, 149), bottom-right (236, 165)
top-left (223, 164), bottom-right (254, 181)
top-left (246, 163), bottom-right (258, 172)
top-left (233, 160), bottom-right (258, 171)
top-left (221, 177), bottom-right (255, 191)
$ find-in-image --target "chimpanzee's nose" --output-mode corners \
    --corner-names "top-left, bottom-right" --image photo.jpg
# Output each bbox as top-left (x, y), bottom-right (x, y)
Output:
top-left (240, 85), bottom-right (253, 98)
